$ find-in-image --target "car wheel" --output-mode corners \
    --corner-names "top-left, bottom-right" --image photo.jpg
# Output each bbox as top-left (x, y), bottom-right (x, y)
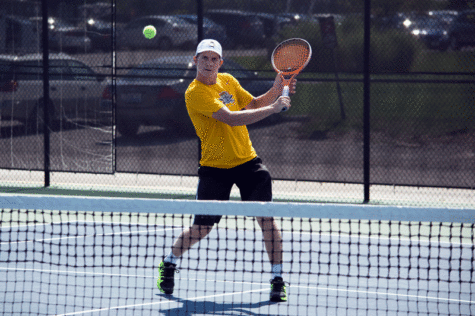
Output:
top-left (26, 99), bottom-right (57, 134)
top-left (157, 37), bottom-right (173, 51)
top-left (117, 119), bottom-right (140, 137)
top-left (166, 119), bottom-right (196, 137)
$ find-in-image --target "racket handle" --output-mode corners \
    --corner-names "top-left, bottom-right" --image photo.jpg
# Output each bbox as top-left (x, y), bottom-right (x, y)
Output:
top-left (282, 86), bottom-right (289, 97)
top-left (281, 86), bottom-right (289, 112)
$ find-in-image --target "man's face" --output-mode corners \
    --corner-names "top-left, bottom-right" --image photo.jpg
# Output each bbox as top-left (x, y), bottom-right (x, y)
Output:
top-left (194, 51), bottom-right (223, 80)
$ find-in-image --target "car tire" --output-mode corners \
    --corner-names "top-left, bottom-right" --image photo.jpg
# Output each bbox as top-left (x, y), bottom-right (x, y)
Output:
top-left (26, 99), bottom-right (57, 134)
top-left (117, 119), bottom-right (140, 137)
top-left (166, 119), bottom-right (195, 137)
top-left (157, 37), bottom-right (173, 51)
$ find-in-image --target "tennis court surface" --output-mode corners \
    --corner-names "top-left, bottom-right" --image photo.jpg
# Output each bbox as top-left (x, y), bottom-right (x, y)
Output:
top-left (1, 193), bottom-right (474, 315)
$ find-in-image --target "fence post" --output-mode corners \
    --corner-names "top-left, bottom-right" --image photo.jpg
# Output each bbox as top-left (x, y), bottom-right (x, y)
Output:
top-left (197, 0), bottom-right (203, 165)
top-left (42, 0), bottom-right (50, 187)
top-left (363, 0), bottom-right (371, 202)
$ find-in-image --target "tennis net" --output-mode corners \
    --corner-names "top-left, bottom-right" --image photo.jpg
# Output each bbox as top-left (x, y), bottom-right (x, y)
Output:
top-left (1, 193), bottom-right (474, 315)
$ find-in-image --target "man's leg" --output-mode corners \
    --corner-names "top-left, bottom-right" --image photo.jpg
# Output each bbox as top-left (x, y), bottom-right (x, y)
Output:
top-left (171, 223), bottom-right (214, 257)
top-left (256, 217), bottom-right (283, 266)
top-left (236, 158), bottom-right (287, 302)
top-left (158, 165), bottom-right (232, 294)
top-left (158, 221), bottom-right (216, 295)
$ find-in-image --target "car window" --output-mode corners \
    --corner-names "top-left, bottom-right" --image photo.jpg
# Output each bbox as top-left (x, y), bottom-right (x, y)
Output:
top-left (15, 60), bottom-right (71, 80)
top-left (67, 60), bottom-right (97, 81)
top-left (127, 63), bottom-right (192, 79)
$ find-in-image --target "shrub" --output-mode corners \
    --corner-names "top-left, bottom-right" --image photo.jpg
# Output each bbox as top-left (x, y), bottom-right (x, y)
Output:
top-left (277, 18), bottom-right (421, 73)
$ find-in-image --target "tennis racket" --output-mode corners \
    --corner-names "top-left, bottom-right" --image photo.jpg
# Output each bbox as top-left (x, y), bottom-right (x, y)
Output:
top-left (271, 38), bottom-right (312, 111)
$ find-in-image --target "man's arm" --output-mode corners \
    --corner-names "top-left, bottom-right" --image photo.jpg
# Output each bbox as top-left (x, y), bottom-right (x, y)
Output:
top-left (212, 96), bottom-right (290, 127)
top-left (246, 74), bottom-right (297, 110)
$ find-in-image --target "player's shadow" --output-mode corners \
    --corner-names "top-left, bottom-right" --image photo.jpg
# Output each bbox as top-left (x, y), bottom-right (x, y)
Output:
top-left (156, 293), bottom-right (281, 316)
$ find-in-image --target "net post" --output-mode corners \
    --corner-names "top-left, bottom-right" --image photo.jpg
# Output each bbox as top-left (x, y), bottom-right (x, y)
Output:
top-left (197, 0), bottom-right (204, 42)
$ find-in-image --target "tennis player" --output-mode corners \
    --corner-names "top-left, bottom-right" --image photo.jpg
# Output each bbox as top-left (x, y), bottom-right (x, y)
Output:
top-left (157, 39), bottom-right (296, 302)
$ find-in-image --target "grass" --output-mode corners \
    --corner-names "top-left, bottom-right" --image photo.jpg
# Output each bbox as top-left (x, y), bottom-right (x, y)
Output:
top-left (230, 50), bottom-right (475, 140)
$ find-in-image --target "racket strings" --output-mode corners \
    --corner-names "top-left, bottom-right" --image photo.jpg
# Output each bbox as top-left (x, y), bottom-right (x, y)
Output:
top-left (273, 43), bottom-right (311, 73)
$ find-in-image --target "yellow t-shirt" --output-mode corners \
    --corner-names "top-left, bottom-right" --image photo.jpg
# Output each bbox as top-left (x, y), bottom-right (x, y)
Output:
top-left (185, 73), bottom-right (256, 168)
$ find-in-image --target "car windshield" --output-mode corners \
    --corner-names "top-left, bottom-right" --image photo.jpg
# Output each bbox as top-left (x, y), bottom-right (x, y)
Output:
top-left (411, 17), bottom-right (447, 28)
top-left (165, 16), bottom-right (191, 26)
top-left (128, 63), bottom-right (192, 79)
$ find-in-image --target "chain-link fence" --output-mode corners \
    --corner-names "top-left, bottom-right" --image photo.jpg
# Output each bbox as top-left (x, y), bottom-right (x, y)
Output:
top-left (0, 0), bottom-right (474, 204)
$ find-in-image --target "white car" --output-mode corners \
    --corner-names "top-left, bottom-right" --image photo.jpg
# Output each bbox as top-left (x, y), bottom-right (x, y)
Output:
top-left (29, 17), bottom-right (92, 53)
top-left (0, 53), bottom-right (107, 132)
top-left (117, 15), bottom-right (198, 50)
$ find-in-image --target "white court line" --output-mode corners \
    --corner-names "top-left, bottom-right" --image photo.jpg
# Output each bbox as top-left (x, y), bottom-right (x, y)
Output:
top-left (0, 266), bottom-right (268, 286)
top-left (57, 287), bottom-right (270, 316)
top-left (3, 219), bottom-right (472, 246)
top-left (1, 266), bottom-right (473, 307)
top-left (290, 284), bottom-right (475, 305)
top-left (1, 224), bottom-right (183, 245)
top-left (0, 220), bottom-right (94, 229)
top-left (287, 231), bottom-right (474, 247)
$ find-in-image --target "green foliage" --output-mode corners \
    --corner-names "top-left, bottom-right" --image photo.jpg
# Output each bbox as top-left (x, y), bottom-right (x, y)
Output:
top-left (276, 18), bottom-right (421, 73)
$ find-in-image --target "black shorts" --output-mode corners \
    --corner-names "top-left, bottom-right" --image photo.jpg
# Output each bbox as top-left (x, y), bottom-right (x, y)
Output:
top-left (193, 157), bottom-right (272, 226)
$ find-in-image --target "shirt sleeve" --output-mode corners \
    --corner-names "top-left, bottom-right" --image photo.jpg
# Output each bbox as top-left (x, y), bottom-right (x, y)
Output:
top-left (185, 86), bottom-right (223, 118)
top-left (228, 75), bottom-right (254, 110)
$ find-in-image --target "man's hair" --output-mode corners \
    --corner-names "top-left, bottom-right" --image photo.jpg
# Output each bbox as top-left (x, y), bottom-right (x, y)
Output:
top-left (195, 52), bottom-right (222, 60)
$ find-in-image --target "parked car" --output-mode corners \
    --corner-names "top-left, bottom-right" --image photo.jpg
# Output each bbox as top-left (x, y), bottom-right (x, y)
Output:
top-left (105, 56), bottom-right (274, 137)
top-left (29, 17), bottom-right (92, 53)
top-left (0, 15), bottom-right (40, 54)
top-left (175, 14), bottom-right (228, 47)
top-left (446, 10), bottom-right (475, 50)
top-left (255, 13), bottom-right (293, 39)
top-left (0, 53), bottom-right (107, 132)
top-left (81, 18), bottom-right (112, 52)
top-left (117, 15), bottom-right (197, 51)
top-left (407, 15), bottom-right (451, 50)
top-left (205, 10), bottom-right (265, 48)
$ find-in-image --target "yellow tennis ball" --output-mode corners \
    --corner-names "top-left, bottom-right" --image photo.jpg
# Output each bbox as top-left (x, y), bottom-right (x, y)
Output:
top-left (143, 25), bottom-right (156, 39)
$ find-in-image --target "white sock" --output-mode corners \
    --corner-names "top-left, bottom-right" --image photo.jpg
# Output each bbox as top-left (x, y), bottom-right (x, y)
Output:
top-left (271, 264), bottom-right (283, 279)
top-left (164, 252), bottom-right (178, 265)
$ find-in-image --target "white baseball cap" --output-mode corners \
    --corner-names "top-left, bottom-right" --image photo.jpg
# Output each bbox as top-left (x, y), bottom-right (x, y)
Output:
top-left (195, 39), bottom-right (222, 57)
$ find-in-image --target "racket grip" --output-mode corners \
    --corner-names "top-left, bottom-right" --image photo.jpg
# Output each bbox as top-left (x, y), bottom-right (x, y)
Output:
top-left (281, 86), bottom-right (290, 112)
top-left (282, 86), bottom-right (289, 97)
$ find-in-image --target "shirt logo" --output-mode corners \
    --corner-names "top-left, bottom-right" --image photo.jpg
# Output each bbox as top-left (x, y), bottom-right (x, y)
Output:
top-left (219, 91), bottom-right (234, 107)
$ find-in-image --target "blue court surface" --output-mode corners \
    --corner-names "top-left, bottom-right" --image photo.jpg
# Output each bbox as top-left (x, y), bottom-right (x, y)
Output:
top-left (1, 220), bottom-right (474, 315)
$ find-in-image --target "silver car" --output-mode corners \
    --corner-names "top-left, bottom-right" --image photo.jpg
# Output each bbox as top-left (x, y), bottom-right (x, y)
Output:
top-left (103, 56), bottom-right (275, 137)
top-left (0, 53), bottom-right (106, 132)
top-left (117, 15), bottom-right (198, 50)
top-left (29, 17), bottom-right (92, 53)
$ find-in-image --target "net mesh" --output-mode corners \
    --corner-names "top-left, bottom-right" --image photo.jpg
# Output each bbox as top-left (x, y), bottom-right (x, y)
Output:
top-left (1, 201), bottom-right (474, 316)
top-left (272, 39), bottom-right (311, 73)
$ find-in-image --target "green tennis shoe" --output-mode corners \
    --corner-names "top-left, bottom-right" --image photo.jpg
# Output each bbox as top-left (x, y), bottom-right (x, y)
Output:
top-left (157, 261), bottom-right (177, 294)
top-left (270, 277), bottom-right (287, 302)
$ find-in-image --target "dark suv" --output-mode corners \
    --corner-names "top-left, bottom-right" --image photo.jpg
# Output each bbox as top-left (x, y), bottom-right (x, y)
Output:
top-left (205, 10), bottom-right (265, 48)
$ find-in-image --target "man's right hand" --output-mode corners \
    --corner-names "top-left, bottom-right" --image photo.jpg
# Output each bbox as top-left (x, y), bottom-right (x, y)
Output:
top-left (273, 96), bottom-right (291, 113)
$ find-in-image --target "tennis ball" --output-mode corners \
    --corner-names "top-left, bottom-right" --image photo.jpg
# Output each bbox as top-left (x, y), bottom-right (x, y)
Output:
top-left (143, 25), bottom-right (156, 39)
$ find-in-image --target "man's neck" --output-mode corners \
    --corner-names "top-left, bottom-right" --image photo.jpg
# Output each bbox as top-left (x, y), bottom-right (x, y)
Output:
top-left (196, 73), bottom-right (218, 85)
